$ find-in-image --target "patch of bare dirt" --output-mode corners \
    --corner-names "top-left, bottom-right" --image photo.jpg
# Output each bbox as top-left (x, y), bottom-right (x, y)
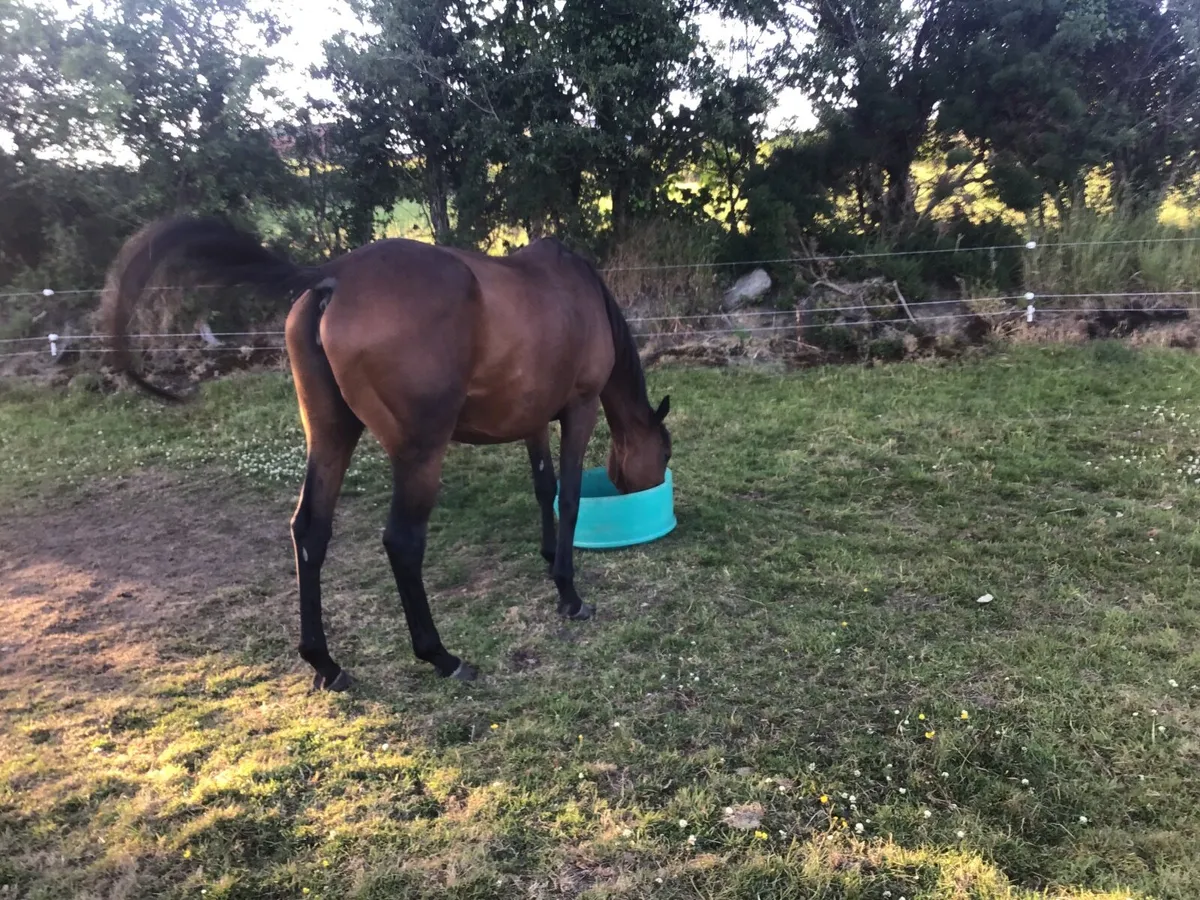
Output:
top-left (0, 469), bottom-right (294, 704)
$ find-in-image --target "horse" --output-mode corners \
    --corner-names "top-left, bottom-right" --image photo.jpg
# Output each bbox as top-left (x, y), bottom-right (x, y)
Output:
top-left (100, 216), bottom-right (671, 691)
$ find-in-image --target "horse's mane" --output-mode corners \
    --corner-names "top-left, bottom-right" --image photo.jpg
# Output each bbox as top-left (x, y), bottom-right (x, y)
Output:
top-left (585, 260), bottom-right (651, 409)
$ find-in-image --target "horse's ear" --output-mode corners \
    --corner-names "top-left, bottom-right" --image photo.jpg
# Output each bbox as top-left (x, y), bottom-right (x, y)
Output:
top-left (653, 395), bottom-right (671, 423)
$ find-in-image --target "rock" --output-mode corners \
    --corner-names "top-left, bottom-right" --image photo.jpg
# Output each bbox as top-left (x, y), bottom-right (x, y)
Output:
top-left (197, 320), bottom-right (222, 346)
top-left (722, 268), bottom-right (772, 311)
top-left (722, 802), bottom-right (765, 830)
top-left (67, 372), bottom-right (103, 394)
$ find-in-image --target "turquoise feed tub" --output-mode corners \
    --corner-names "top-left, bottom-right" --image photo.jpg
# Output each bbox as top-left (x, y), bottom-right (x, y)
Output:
top-left (554, 467), bottom-right (677, 550)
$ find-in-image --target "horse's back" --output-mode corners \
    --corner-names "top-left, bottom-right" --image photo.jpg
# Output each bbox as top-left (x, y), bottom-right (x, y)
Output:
top-left (316, 236), bottom-right (614, 446)
top-left (316, 240), bottom-right (480, 444)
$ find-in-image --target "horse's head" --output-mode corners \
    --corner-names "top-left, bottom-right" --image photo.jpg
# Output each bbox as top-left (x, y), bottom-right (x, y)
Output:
top-left (608, 395), bottom-right (671, 493)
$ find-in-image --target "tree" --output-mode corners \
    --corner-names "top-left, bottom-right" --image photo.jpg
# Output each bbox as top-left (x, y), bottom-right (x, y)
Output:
top-left (682, 74), bottom-right (772, 227)
top-left (940, 0), bottom-right (1200, 215)
top-left (325, 0), bottom-right (774, 248)
top-left (777, 0), bottom-right (1200, 233)
top-left (90, 0), bottom-right (296, 219)
top-left (324, 0), bottom-right (495, 245)
top-left (792, 0), bottom-right (980, 231)
top-left (0, 0), bottom-right (300, 291)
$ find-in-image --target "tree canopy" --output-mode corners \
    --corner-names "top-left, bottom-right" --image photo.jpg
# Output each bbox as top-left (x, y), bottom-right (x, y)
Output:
top-left (1, 0), bottom-right (1198, 292)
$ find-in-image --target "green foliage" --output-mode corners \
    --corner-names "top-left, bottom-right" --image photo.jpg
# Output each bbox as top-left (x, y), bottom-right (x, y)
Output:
top-left (781, 0), bottom-right (1200, 233)
top-left (734, 128), bottom-right (1025, 299)
top-left (323, 0), bottom-right (773, 250)
top-left (1028, 207), bottom-right (1200, 295)
top-left (0, 0), bottom-right (300, 300)
top-left (0, 0), bottom-right (111, 156)
top-left (76, 0), bottom-right (297, 222)
top-left (323, 0), bottom-right (490, 244)
top-left (940, 0), bottom-right (1200, 209)
top-left (724, 129), bottom-right (848, 268)
top-left (1, 0), bottom-right (1199, 319)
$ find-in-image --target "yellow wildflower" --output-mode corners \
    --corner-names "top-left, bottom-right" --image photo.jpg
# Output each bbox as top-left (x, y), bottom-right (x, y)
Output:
top-left (753, 830), bottom-right (768, 841)
top-left (925, 730), bottom-right (936, 740)
top-left (960, 710), bottom-right (970, 721)
top-left (820, 795), bottom-right (829, 805)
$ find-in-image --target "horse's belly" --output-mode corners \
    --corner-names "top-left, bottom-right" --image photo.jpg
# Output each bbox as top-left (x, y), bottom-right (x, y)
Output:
top-left (451, 382), bottom-right (567, 444)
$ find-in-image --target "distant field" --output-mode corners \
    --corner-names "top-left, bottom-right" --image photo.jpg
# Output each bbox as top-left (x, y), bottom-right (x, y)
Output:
top-left (376, 199), bottom-right (433, 242)
top-left (2, 344), bottom-right (1199, 898)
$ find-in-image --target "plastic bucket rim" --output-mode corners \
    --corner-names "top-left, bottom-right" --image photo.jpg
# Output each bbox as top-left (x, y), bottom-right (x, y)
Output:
top-left (553, 467), bottom-right (676, 550)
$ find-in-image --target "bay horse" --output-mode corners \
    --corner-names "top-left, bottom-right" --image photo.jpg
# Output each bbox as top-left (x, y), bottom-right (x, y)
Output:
top-left (101, 217), bottom-right (671, 690)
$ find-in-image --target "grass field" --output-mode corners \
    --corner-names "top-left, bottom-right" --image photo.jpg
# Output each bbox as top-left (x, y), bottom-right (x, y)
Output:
top-left (2, 344), bottom-right (1200, 899)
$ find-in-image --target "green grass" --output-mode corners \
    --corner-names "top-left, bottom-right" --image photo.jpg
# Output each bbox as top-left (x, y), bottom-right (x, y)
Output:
top-left (1025, 209), bottom-right (1200, 297)
top-left (2, 344), bottom-right (1200, 898)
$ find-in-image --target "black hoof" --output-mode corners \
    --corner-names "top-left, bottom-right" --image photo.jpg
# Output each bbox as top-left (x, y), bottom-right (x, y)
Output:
top-left (311, 669), bottom-right (354, 693)
top-left (560, 602), bottom-right (595, 621)
top-left (448, 661), bottom-right (479, 682)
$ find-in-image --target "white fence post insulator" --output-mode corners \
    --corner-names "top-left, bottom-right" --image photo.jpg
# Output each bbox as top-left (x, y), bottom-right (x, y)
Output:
top-left (42, 288), bottom-right (55, 297)
top-left (1024, 292), bottom-right (1037, 324)
top-left (48, 333), bottom-right (59, 356)
top-left (1025, 240), bottom-right (1037, 250)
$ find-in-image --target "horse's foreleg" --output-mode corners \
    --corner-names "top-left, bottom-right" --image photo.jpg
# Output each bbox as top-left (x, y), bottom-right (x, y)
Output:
top-left (383, 446), bottom-right (477, 681)
top-left (525, 428), bottom-right (558, 569)
top-left (551, 397), bottom-right (600, 620)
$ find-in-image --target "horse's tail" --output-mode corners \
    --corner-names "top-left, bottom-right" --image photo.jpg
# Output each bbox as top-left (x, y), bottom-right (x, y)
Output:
top-left (100, 215), bottom-right (328, 403)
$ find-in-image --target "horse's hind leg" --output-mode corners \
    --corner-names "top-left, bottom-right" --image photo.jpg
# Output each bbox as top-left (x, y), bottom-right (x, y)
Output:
top-left (525, 428), bottom-right (558, 569)
top-left (293, 425), bottom-right (360, 691)
top-left (383, 441), bottom-right (477, 681)
top-left (288, 288), bottom-right (363, 692)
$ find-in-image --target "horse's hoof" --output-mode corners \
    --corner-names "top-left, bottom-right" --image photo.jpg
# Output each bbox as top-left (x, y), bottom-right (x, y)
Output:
top-left (561, 602), bottom-right (595, 621)
top-left (311, 669), bottom-right (354, 692)
top-left (449, 661), bottom-right (479, 682)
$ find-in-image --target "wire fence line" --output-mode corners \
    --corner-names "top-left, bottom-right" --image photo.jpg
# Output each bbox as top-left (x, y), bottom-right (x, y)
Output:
top-left (2, 232), bottom-right (1199, 301)
top-left (0, 346), bottom-right (289, 359)
top-left (3, 230), bottom-right (1198, 364)
top-left (1, 289), bottom-right (1198, 351)
top-left (3, 303), bottom-right (1196, 362)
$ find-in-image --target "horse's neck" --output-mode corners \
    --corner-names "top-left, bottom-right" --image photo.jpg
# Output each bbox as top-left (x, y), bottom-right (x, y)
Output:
top-left (600, 378), bottom-right (649, 442)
